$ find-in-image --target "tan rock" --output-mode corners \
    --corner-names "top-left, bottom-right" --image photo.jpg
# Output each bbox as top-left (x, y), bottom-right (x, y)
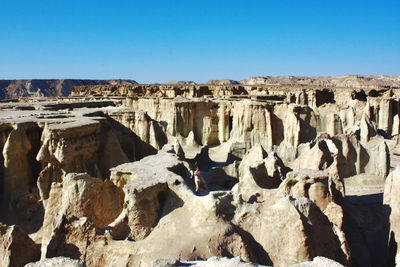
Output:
top-left (2, 122), bottom-right (41, 201)
top-left (1, 84), bottom-right (399, 267)
top-left (384, 167), bottom-right (400, 265)
top-left (39, 172), bottom-right (123, 258)
top-left (35, 117), bottom-right (129, 198)
top-left (361, 139), bottom-right (390, 179)
top-left (238, 145), bottom-right (267, 178)
top-left (0, 223), bottom-right (40, 267)
top-left (360, 111), bottom-right (376, 143)
top-left (289, 256), bottom-right (345, 267)
top-left (235, 197), bottom-right (348, 267)
top-left (288, 139), bottom-right (334, 171)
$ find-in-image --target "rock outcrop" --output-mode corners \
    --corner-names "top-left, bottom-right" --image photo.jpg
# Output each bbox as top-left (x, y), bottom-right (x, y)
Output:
top-left (384, 167), bottom-right (400, 266)
top-left (0, 81), bottom-right (398, 266)
top-left (240, 75), bottom-right (400, 89)
top-left (206, 80), bottom-right (240, 85)
top-left (25, 257), bottom-right (85, 267)
top-left (0, 223), bottom-right (40, 267)
top-left (0, 79), bottom-right (137, 99)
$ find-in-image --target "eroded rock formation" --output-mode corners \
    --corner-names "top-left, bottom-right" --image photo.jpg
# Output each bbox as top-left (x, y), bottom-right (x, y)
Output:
top-left (0, 78), bottom-right (399, 266)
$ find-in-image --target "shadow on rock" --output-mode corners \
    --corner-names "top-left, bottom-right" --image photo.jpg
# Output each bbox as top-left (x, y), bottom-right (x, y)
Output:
top-left (343, 193), bottom-right (391, 267)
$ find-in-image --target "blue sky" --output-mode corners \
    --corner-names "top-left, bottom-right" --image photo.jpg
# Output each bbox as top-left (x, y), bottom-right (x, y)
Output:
top-left (0, 0), bottom-right (399, 83)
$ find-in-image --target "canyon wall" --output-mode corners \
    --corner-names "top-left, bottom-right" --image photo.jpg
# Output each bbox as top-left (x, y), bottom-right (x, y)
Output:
top-left (0, 83), bottom-right (399, 266)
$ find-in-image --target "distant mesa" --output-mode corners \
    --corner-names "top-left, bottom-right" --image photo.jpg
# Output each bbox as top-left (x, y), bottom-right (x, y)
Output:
top-left (1, 75), bottom-right (400, 100)
top-left (0, 79), bottom-right (137, 99)
top-left (167, 81), bottom-right (197, 85)
top-left (240, 75), bottom-right (400, 89)
top-left (206, 79), bottom-right (239, 85)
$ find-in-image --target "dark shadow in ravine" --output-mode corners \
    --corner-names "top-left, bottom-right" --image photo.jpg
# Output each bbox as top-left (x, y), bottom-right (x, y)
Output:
top-left (157, 187), bottom-right (184, 220)
top-left (187, 146), bottom-right (240, 192)
top-left (231, 224), bottom-right (273, 266)
top-left (103, 115), bottom-right (160, 162)
top-left (343, 193), bottom-right (391, 267)
top-left (293, 199), bottom-right (348, 266)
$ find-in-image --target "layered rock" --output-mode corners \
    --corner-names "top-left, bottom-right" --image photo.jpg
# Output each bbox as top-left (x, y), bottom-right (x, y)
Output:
top-left (0, 83), bottom-right (399, 266)
top-left (35, 117), bottom-right (129, 201)
top-left (0, 79), bottom-right (137, 99)
top-left (39, 172), bottom-right (123, 259)
top-left (206, 80), bottom-right (240, 85)
top-left (0, 101), bottom-right (160, 238)
top-left (240, 75), bottom-right (400, 89)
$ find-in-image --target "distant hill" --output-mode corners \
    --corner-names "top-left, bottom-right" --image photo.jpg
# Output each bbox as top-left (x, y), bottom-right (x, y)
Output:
top-left (240, 75), bottom-right (400, 89)
top-left (2, 75), bottom-right (399, 100)
top-left (0, 79), bottom-right (138, 99)
top-left (206, 79), bottom-right (239, 85)
top-left (167, 81), bottom-right (197, 85)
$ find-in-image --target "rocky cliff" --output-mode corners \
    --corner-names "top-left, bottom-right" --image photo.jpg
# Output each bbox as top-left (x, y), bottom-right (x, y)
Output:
top-left (0, 83), bottom-right (399, 266)
top-left (0, 79), bottom-right (137, 99)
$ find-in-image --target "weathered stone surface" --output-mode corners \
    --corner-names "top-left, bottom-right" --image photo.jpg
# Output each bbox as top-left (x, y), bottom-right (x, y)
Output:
top-left (289, 256), bottom-right (345, 267)
top-left (240, 75), bottom-right (400, 90)
top-left (0, 82), bottom-right (399, 267)
top-left (109, 150), bottom-right (189, 240)
top-left (206, 80), bottom-right (240, 85)
top-left (177, 256), bottom-right (267, 266)
top-left (288, 139), bottom-right (335, 171)
top-left (25, 257), bottom-right (85, 267)
top-left (361, 139), bottom-right (390, 179)
top-left (0, 223), bottom-right (40, 267)
top-left (159, 256), bottom-right (345, 267)
top-left (39, 172), bottom-right (123, 259)
top-left (2, 122), bottom-right (41, 201)
top-left (36, 118), bottom-right (129, 180)
top-left (0, 79), bottom-right (138, 99)
top-left (384, 167), bottom-right (400, 266)
top-left (234, 197), bottom-right (348, 267)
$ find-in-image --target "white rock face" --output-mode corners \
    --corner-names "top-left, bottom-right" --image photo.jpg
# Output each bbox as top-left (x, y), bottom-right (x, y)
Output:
top-left (289, 256), bottom-right (345, 267)
top-left (25, 257), bottom-right (85, 267)
top-left (384, 167), bottom-right (400, 265)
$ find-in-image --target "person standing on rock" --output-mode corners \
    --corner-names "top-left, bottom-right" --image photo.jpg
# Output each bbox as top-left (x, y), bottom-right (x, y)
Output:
top-left (192, 165), bottom-right (209, 193)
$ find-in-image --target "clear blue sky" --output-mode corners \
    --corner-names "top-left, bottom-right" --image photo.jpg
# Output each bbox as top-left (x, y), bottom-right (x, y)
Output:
top-left (0, 0), bottom-right (399, 83)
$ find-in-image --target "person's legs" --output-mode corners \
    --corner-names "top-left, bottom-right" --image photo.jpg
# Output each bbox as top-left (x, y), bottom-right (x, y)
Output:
top-left (195, 180), bottom-right (200, 193)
